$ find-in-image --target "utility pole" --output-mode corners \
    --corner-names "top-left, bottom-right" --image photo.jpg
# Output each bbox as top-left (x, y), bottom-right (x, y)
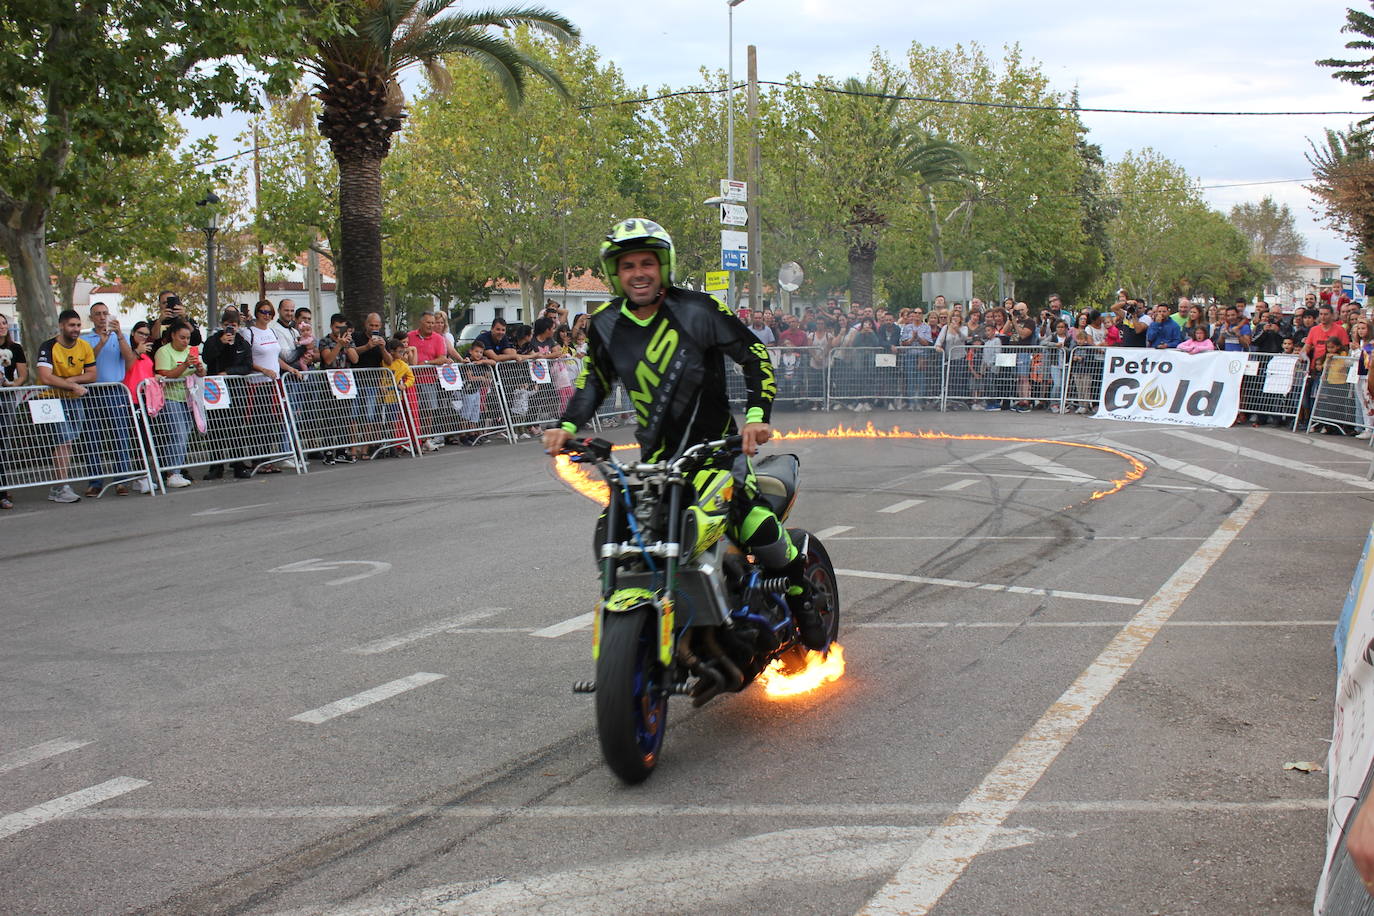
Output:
top-left (746, 45), bottom-right (761, 314)
top-left (253, 124), bottom-right (267, 302)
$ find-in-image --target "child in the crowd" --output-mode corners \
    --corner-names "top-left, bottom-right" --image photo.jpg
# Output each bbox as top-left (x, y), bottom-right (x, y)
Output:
top-left (1178, 325), bottom-right (1215, 354)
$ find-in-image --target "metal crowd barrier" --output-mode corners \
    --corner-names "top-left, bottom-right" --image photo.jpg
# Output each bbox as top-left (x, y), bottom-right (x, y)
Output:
top-left (137, 374), bottom-right (300, 492)
top-left (0, 382), bottom-right (155, 497)
top-left (493, 357), bottom-right (578, 440)
top-left (944, 344), bottom-right (1065, 411)
top-left (897, 345), bottom-right (946, 411)
top-left (284, 367), bottom-right (418, 458)
top-left (1308, 356), bottom-right (1369, 437)
top-left (726, 347), bottom-right (827, 411)
top-left (1064, 345), bottom-right (1109, 415)
top-left (827, 347), bottom-right (905, 411)
top-left (410, 362), bottom-right (512, 447)
top-left (1238, 353), bottom-right (1309, 430)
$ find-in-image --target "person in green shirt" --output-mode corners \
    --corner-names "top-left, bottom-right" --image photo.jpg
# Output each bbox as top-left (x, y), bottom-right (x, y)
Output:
top-left (153, 319), bottom-right (204, 488)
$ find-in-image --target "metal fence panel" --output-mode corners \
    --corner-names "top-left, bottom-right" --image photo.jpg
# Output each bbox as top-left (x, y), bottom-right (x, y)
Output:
top-left (1064, 345), bottom-right (1109, 414)
top-left (897, 345), bottom-right (945, 411)
top-left (284, 367), bottom-right (418, 458)
top-left (410, 362), bottom-right (513, 447)
top-left (825, 347), bottom-right (906, 413)
top-left (0, 382), bottom-right (155, 497)
top-left (723, 347), bottom-right (827, 411)
top-left (1237, 353), bottom-right (1310, 429)
top-left (494, 357), bottom-right (579, 440)
top-left (138, 374), bottom-right (299, 491)
top-left (1308, 356), bottom-right (1368, 435)
top-left (944, 344), bottom-right (1064, 412)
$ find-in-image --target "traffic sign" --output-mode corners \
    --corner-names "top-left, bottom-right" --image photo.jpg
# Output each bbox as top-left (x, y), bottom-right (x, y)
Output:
top-left (721, 230), bottom-right (749, 272)
top-left (720, 203), bottom-right (748, 226)
top-left (705, 270), bottom-right (729, 291)
top-left (720, 179), bottom-right (747, 202)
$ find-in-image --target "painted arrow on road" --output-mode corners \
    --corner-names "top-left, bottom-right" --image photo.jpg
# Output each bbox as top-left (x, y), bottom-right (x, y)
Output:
top-left (271, 558), bottom-right (392, 586)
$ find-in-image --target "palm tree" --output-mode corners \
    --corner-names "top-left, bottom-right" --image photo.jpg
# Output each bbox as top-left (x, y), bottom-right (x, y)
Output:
top-left (305, 1), bottom-right (578, 322)
top-left (803, 77), bottom-right (976, 308)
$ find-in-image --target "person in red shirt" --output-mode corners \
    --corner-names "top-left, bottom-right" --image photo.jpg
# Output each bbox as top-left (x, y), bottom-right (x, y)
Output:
top-left (777, 314), bottom-right (809, 348)
top-left (1305, 304), bottom-right (1352, 364)
top-left (406, 313), bottom-right (465, 449)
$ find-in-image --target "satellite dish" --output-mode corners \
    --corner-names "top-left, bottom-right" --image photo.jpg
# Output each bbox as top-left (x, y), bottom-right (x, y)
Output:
top-left (778, 261), bottom-right (804, 292)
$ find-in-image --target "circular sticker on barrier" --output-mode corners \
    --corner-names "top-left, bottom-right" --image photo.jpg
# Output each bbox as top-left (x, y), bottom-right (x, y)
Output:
top-left (528, 359), bottom-right (550, 384)
top-left (203, 378), bottom-right (227, 408)
top-left (439, 364), bottom-right (460, 386)
top-left (329, 370), bottom-right (357, 399)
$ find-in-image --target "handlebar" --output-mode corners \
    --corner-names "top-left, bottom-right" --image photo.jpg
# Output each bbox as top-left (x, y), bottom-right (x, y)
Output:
top-left (561, 434), bottom-right (742, 475)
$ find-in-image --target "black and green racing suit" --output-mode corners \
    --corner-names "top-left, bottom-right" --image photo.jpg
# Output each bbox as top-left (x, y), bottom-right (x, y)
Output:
top-left (558, 287), bottom-right (799, 572)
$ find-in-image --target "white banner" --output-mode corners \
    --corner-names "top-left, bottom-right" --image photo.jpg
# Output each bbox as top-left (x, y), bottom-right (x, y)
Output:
top-left (1316, 522), bottom-right (1374, 910)
top-left (1095, 348), bottom-right (1244, 427)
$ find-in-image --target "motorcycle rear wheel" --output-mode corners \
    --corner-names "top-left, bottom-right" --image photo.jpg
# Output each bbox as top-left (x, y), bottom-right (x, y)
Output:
top-left (780, 529), bottom-right (841, 667)
top-left (596, 608), bottom-right (669, 784)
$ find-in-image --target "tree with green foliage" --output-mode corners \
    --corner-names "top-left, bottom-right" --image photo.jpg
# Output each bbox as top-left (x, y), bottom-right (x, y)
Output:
top-left (302, 0), bottom-right (578, 324)
top-left (1319, 3), bottom-right (1374, 127)
top-left (0, 0), bottom-right (321, 367)
top-left (250, 92), bottom-right (340, 278)
top-left (1308, 127), bottom-right (1374, 279)
top-left (1228, 196), bottom-right (1305, 288)
top-left (385, 31), bottom-right (633, 320)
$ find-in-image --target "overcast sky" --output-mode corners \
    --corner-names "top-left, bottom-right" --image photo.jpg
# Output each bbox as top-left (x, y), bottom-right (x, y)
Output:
top-left (196, 0), bottom-right (1373, 272)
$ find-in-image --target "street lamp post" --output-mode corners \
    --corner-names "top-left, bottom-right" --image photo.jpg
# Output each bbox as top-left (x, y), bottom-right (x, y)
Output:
top-left (725, 0), bottom-right (745, 310)
top-left (197, 191), bottom-right (220, 317)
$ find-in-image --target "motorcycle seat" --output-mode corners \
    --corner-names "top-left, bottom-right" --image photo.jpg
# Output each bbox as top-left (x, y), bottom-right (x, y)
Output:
top-left (753, 453), bottom-right (799, 516)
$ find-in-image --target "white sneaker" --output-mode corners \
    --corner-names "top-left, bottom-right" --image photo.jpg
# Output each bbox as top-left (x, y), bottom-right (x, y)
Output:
top-left (1357, 431), bottom-right (1373, 440)
top-left (133, 477), bottom-right (151, 494)
top-left (166, 473), bottom-right (191, 489)
top-left (47, 485), bottom-right (81, 503)
top-left (424, 440), bottom-right (440, 452)
top-left (971, 402), bottom-right (985, 410)
top-left (279, 457), bottom-right (304, 469)
top-left (428, 437), bottom-right (445, 449)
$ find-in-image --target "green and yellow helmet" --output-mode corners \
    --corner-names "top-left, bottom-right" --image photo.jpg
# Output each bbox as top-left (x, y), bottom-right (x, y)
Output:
top-left (600, 218), bottom-right (675, 298)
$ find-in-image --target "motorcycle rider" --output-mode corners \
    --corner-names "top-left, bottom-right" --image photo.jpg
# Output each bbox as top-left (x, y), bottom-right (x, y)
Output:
top-left (543, 218), bottom-right (827, 650)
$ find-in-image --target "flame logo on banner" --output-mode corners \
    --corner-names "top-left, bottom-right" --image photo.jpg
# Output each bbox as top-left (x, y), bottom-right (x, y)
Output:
top-left (1139, 381), bottom-right (1168, 411)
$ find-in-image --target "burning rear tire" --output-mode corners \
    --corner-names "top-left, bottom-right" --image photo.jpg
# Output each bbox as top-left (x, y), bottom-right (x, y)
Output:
top-left (792, 527), bottom-right (840, 647)
top-left (596, 608), bottom-right (668, 784)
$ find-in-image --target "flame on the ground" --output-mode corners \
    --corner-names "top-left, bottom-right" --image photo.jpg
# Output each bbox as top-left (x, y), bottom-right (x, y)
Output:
top-left (552, 422), bottom-right (1146, 504)
top-left (759, 644), bottom-right (847, 697)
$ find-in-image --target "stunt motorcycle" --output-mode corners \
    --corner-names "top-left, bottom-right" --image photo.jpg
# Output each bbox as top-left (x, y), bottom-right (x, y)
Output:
top-left (563, 436), bottom-right (840, 784)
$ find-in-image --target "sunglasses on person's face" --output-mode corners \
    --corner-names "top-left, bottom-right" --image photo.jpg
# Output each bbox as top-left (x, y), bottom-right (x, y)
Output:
top-left (257, 309), bottom-right (273, 316)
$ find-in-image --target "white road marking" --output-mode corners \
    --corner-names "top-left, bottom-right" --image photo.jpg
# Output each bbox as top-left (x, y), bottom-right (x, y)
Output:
top-left (346, 610), bottom-right (506, 655)
top-left (191, 503), bottom-right (273, 517)
top-left (272, 558), bottom-right (393, 586)
top-left (0, 738), bottom-right (92, 775)
top-left (1254, 426), bottom-right (1374, 458)
top-left (851, 619), bottom-right (1333, 629)
top-left (1094, 437), bottom-right (1262, 491)
top-left (878, 498), bottom-right (925, 514)
top-left (829, 535), bottom-right (1206, 541)
top-left (937, 479), bottom-right (977, 491)
top-left (278, 825), bottom-right (1051, 916)
top-left (858, 491), bottom-right (1267, 916)
top-left (836, 568), bottom-right (1141, 605)
top-left (0, 777), bottom-right (148, 840)
top-left (79, 798), bottom-right (1325, 823)
top-left (929, 469), bottom-right (1200, 491)
top-left (290, 673), bottom-right (445, 724)
top-left (1164, 430), bottom-right (1374, 490)
top-left (814, 525), bottom-right (855, 539)
top-left (532, 613), bottom-right (595, 638)
top-left (1004, 450), bottom-right (1098, 481)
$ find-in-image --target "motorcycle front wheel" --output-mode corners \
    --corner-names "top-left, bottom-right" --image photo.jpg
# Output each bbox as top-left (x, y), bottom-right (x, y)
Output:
top-left (596, 608), bottom-right (669, 784)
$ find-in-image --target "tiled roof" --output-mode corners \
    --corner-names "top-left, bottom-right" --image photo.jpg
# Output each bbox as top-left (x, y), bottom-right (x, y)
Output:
top-left (1290, 255), bottom-right (1340, 269)
top-left (491, 272), bottom-right (610, 294)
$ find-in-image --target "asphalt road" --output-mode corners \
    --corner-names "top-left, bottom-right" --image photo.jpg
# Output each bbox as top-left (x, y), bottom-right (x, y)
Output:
top-left (0, 410), bottom-right (1364, 915)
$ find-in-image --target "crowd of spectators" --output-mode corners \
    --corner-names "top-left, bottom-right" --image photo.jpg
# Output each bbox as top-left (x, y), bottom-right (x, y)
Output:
top-left (0, 296), bottom-right (596, 509)
top-left (1, 289), bottom-right (1368, 512)
top-left (735, 290), bottom-right (1373, 433)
